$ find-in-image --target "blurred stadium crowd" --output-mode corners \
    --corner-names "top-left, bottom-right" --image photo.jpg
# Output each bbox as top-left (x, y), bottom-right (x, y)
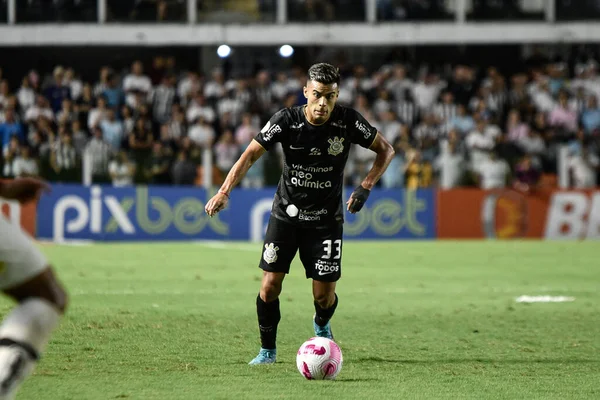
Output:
top-left (1, 54), bottom-right (599, 191)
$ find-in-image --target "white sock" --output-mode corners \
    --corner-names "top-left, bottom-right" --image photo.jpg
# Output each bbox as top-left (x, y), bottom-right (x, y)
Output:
top-left (0, 298), bottom-right (61, 358)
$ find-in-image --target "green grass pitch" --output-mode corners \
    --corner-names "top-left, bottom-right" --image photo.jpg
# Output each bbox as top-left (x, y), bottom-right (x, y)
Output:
top-left (7, 240), bottom-right (600, 399)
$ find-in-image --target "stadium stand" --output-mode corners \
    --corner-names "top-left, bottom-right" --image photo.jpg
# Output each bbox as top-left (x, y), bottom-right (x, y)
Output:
top-left (0, 0), bottom-right (599, 191)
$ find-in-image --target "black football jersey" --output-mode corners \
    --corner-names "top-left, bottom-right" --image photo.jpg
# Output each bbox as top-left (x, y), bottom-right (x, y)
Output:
top-left (254, 104), bottom-right (378, 227)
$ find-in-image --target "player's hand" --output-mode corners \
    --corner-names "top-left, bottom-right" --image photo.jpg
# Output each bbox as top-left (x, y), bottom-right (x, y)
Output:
top-left (346, 185), bottom-right (370, 214)
top-left (0, 177), bottom-right (51, 203)
top-left (205, 192), bottom-right (229, 217)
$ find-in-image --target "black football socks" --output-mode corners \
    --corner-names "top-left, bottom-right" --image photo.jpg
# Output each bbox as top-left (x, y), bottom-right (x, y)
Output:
top-left (256, 294), bottom-right (281, 349)
top-left (314, 293), bottom-right (338, 327)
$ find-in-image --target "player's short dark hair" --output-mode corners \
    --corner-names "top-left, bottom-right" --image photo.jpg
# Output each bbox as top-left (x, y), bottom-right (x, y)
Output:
top-left (308, 63), bottom-right (341, 86)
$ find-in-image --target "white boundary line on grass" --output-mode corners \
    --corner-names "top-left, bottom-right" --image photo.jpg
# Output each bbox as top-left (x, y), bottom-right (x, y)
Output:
top-left (515, 295), bottom-right (575, 303)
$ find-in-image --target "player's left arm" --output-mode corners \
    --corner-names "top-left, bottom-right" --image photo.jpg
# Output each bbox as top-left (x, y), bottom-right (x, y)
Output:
top-left (362, 132), bottom-right (395, 190)
top-left (347, 132), bottom-right (395, 213)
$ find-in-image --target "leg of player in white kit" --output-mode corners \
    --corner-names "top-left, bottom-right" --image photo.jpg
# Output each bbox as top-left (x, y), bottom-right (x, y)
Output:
top-left (0, 178), bottom-right (68, 399)
top-left (0, 212), bottom-right (68, 400)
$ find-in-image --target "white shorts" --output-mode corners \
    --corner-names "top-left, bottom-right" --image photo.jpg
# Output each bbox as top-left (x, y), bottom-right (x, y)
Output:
top-left (0, 214), bottom-right (47, 290)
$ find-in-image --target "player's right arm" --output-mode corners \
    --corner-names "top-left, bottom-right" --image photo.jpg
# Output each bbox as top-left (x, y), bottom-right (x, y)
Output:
top-left (205, 109), bottom-right (287, 217)
top-left (222, 140), bottom-right (266, 195)
top-left (205, 140), bottom-right (266, 217)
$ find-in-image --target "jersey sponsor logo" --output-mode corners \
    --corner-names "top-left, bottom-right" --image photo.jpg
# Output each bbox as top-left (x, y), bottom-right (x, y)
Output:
top-left (263, 243), bottom-right (279, 264)
top-left (290, 145), bottom-right (304, 150)
top-left (290, 177), bottom-right (332, 189)
top-left (331, 120), bottom-right (346, 129)
top-left (309, 148), bottom-right (321, 156)
top-left (327, 137), bottom-right (344, 156)
top-left (299, 208), bottom-right (328, 221)
top-left (290, 122), bottom-right (304, 130)
top-left (260, 121), bottom-right (281, 142)
top-left (286, 204), bottom-right (299, 217)
top-left (260, 121), bottom-right (271, 133)
top-left (291, 164), bottom-right (333, 173)
top-left (289, 165), bottom-right (333, 189)
top-left (315, 259), bottom-right (340, 276)
top-left (355, 120), bottom-right (373, 139)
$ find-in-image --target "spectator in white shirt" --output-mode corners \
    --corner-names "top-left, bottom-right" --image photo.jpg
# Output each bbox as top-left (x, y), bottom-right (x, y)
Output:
top-left (187, 93), bottom-right (215, 125)
top-left (177, 71), bottom-right (201, 106)
top-left (123, 61), bottom-right (152, 109)
top-left (477, 151), bottom-right (510, 189)
top-left (12, 145), bottom-right (38, 178)
top-left (17, 76), bottom-right (35, 114)
top-left (108, 150), bottom-right (136, 187)
top-left (516, 130), bottom-right (546, 167)
top-left (88, 96), bottom-right (109, 130)
top-left (465, 117), bottom-right (499, 170)
top-left (531, 80), bottom-right (555, 113)
top-left (203, 68), bottom-right (226, 101)
top-left (188, 117), bottom-right (215, 149)
top-left (412, 73), bottom-right (445, 112)
top-left (569, 147), bottom-right (599, 188)
top-left (434, 141), bottom-right (465, 189)
top-left (25, 95), bottom-right (54, 125)
top-left (64, 68), bottom-right (83, 101)
top-left (217, 89), bottom-right (245, 127)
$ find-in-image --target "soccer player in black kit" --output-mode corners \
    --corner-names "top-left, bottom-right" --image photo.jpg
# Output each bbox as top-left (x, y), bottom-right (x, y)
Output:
top-left (205, 63), bottom-right (395, 365)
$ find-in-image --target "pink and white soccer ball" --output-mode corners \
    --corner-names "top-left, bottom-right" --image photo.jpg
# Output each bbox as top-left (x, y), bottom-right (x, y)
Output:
top-left (296, 337), bottom-right (343, 380)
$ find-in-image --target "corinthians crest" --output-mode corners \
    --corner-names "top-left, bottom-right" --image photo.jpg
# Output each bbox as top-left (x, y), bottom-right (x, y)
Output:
top-left (327, 137), bottom-right (344, 156)
top-left (263, 243), bottom-right (279, 264)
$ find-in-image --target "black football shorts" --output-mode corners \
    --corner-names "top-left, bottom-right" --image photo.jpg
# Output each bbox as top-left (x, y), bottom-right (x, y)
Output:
top-left (258, 215), bottom-right (343, 282)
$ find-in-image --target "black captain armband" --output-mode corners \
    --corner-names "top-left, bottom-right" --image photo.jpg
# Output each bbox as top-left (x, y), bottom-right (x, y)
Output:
top-left (349, 186), bottom-right (370, 213)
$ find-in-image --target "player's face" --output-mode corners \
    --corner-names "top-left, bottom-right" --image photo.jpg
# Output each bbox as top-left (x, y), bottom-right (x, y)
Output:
top-left (304, 80), bottom-right (338, 125)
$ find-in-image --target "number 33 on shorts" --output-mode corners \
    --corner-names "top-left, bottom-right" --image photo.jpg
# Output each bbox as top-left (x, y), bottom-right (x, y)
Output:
top-left (307, 238), bottom-right (342, 281)
top-left (322, 239), bottom-right (341, 260)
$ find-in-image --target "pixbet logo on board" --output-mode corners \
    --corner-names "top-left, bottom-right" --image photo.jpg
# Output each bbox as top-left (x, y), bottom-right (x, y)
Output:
top-left (544, 191), bottom-right (600, 239)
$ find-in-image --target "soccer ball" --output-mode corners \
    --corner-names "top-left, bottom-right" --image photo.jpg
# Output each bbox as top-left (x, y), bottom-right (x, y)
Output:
top-left (296, 337), bottom-right (343, 380)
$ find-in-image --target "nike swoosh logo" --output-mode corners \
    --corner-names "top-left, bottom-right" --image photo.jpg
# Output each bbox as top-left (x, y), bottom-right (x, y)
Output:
top-left (318, 270), bottom-right (335, 276)
top-left (290, 146), bottom-right (304, 150)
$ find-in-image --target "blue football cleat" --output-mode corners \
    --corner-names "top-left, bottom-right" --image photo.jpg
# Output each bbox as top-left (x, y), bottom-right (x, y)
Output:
top-left (313, 314), bottom-right (334, 340)
top-left (248, 348), bottom-right (276, 365)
